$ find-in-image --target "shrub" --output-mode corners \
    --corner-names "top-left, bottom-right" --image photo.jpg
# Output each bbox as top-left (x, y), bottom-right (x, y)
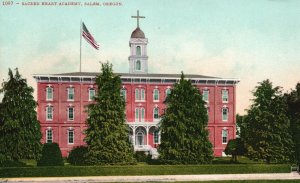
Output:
top-left (134, 151), bottom-right (149, 162)
top-left (37, 143), bottom-right (64, 166)
top-left (67, 146), bottom-right (88, 165)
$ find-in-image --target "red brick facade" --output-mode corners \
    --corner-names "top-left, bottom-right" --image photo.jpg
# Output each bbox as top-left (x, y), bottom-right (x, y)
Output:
top-left (34, 74), bottom-right (239, 157)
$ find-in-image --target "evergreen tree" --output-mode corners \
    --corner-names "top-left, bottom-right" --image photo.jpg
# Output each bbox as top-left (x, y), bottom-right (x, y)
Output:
top-left (224, 138), bottom-right (245, 162)
top-left (0, 68), bottom-right (42, 163)
top-left (285, 83), bottom-right (300, 164)
top-left (158, 73), bottom-right (213, 164)
top-left (243, 79), bottom-right (293, 163)
top-left (85, 63), bottom-right (135, 165)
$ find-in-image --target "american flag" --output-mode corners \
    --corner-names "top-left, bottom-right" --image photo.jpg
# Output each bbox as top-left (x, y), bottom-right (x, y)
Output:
top-left (82, 22), bottom-right (99, 50)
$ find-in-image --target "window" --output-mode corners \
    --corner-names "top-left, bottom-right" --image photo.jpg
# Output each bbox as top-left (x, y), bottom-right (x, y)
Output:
top-left (222, 89), bottom-right (228, 103)
top-left (135, 60), bottom-right (141, 71)
top-left (135, 89), bottom-right (139, 100)
top-left (135, 108), bottom-right (145, 122)
top-left (136, 46), bottom-right (141, 56)
top-left (165, 88), bottom-right (171, 98)
top-left (141, 89), bottom-right (145, 100)
top-left (68, 107), bottom-right (74, 121)
top-left (46, 129), bottom-right (53, 143)
top-left (135, 88), bottom-right (145, 101)
top-left (154, 130), bottom-right (159, 144)
top-left (222, 107), bottom-right (228, 121)
top-left (153, 89), bottom-right (159, 101)
top-left (222, 129), bottom-right (228, 144)
top-left (203, 90), bottom-right (209, 102)
top-left (206, 107), bottom-right (209, 121)
top-left (89, 88), bottom-right (95, 101)
top-left (135, 108), bottom-right (139, 121)
top-left (68, 129), bottom-right (74, 144)
top-left (46, 105), bottom-right (53, 121)
top-left (68, 87), bottom-right (74, 101)
top-left (121, 89), bottom-right (126, 101)
top-left (46, 86), bottom-right (53, 101)
top-left (141, 108), bottom-right (145, 122)
top-left (153, 107), bottom-right (159, 120)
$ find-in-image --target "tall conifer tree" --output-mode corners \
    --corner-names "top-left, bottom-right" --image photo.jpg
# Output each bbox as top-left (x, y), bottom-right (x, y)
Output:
top-left (285, 83), bottom-right (300, 163)
top-left (159, 73), bottom-right (213, 164)
top-left (85, 63), bottom-right (135, 165)
top-left (243, 80), bottom-right (293, 163)
top-left (0, 68), bottom-right (42, 163)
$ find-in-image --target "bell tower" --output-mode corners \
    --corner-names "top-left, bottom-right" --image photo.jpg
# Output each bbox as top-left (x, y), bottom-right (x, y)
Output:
top-left (129, 10), bottom-right (148, 74)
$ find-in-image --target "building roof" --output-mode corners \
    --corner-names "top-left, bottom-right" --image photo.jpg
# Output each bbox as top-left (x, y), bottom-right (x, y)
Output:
top-left (33, 72), bottom-right (240, 85)
top-left (131, 27), bottom-right (145, 38)
top-left (52, 72), bottom-right (219, 79)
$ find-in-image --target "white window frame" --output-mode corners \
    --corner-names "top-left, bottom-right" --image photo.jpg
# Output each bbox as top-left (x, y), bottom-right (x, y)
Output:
top-left (46, 129), bottom-right (53, 143)
top-left (222, 107), bottom-right (229, 121)
top-left (68, 87), bottom-right (74, 101)
top-left (46, 86), bottom-right (53, 101)
top-left (68, 107), bottom-right (74, 121)
top-left (141, 89), bottom-right (145, 101)
top-left (121, 88), bottom-right (126, 101)
top-left (135, 60), bottom-right (141, 71)
top-left (89, 88), bottom-right (95, 101)
top-left (68, 129), bottom-right (74, 144)
top-left (203, 89), bottom-right (209, 103)
top-left (222, 129), bottom-right (228, 144)
top-left (141, 108), bottom-right (145, 122)
top-left (135, 88), bottom-right (140, 101)
top-left (135, 108), bottom-right (139, 122)
top-left (222, 89), bottom-right (229, 103)
top-left (153, 130), bottom-right (160, 144)
top-left (136, 46), bottom-right (141, 56)
top-left (153, 89), bottom-right (159, 102)
top-left (165, 88), bottom-right (171, 99)
top-left (46, 105), bottom-right (53, 121)
top-left (153, 107), bottom-right (159, 120)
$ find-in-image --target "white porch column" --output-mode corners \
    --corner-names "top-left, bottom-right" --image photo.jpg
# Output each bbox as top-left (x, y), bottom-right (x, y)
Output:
top-left (146, 125), bottom-right (149, 146)
top-left (133, 125), bottom-right (136, 148)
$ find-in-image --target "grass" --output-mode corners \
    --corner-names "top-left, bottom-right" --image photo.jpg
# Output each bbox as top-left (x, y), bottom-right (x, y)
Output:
top-left (0, 164), bottom-right (290, 178)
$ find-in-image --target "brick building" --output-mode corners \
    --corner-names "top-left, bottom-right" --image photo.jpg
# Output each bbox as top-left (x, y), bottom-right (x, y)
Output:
top-left (33, 12), bottom-right (239, 157)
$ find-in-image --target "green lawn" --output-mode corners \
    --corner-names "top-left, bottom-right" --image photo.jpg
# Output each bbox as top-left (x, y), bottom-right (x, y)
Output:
top-left (0, 164), bottom-right (290, 178)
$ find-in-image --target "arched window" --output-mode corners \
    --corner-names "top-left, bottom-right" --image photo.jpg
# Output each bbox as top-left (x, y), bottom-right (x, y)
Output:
top-left (153, 107), bottom-right (159, 119)
top-left (136, 131), bottom-right (145, 146)
top-left (153, 89), bottom-right (159, 101)
top-left (222, 89), bottom-right (229, 102)
top-left (89, 88), bottom-right (95, 101)
top-left (222, 129), bottom-right (228, 144)
top-left (136, 46), bottom-right (141, 56)
top-left (68, 87), bottom-right (74, 101)
top-left (165, 88), bottom-right (171, 98)
top-left (222, 107), bottom-right (229, 121)
top-left (46, 128), bottom-right (53, 143)
top-left (141, 89), bottom-right (145, 100)
top-left (135, 108), bottom-right (139, 121)
top-left (141, 108), bottom-right (145, 122)
top-left (121, 88), bottom-right (126, 101)
top-left (203, 89), bottom-right (209, 103)
top-left (46, 86), bottom-right (53, 101)
top-left (135, 88), bottom-right (140, 100)
top-left (135, 60), bottom-right (141, 71)
top-left (46, 105), bottom-right (53, 121)
top-left (68, 129), bottom-right (74, 144)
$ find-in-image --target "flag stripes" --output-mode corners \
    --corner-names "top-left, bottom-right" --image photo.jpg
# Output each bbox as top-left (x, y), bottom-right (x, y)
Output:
top-left (82, 22), bottom-right (99, 50)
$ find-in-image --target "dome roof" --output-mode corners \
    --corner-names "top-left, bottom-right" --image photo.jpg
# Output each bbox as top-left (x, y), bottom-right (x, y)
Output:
top-left (131, 27), bottom-right (145, 38)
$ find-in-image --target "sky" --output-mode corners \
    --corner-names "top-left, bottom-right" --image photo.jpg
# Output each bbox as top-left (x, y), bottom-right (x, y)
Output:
top-left (1, 0), bottom-right (300, 114)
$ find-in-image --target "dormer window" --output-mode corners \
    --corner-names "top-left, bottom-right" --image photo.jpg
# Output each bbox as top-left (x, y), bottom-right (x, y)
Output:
top-left (135, 60), bottom-right (141, 71)
top-left (136, 46), bottom-right (141, 56)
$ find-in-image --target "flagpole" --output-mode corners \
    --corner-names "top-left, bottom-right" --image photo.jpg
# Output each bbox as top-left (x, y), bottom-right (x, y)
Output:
top-left (80, 20), bottom-right (82, 72)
